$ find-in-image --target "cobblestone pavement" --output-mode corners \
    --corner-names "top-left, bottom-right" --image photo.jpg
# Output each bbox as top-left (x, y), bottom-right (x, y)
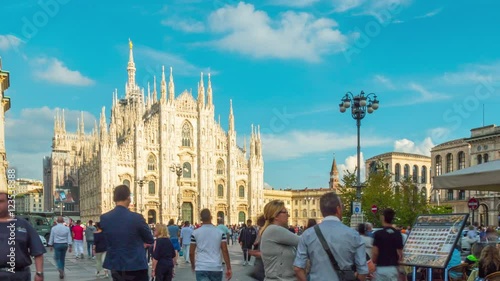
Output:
top-left (30, 242), bottom-right (259, 280)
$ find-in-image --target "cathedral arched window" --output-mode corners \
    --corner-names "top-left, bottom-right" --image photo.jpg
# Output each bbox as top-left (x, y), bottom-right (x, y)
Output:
top-left (458, 151), bottom-right (465, 170)
top-left (148, 181), bottom-right (155, 195)
top-left (311, 209), bottom-right (317, 217)
top-left (394, 164), bottom-right (401, 182)
top-left (446, 153), bottom-right (453, 173)
top-left (217, 184), bottom-right (224, 197)
top-left (183, 162), bottom-right (191, 178)
top-left (181, 122), bottom-right (192, 147)
top-left (239, 185), bottom-right (245, 198)
top-left (403, 164), bottom-right (410, 179)
top-left (302, 209), bottom-right (307, 217)
top-left (412, 165), bottom-right (418, 183)
top-left (421, 166), bottom-right (427, 184)
top-left (435, 155), bottom-right (442, 176)
top-left (147, 154), bottom-right (157, 171)
top-left (123, 180), bottom-right (130, 187)
top-left (294, 209), bottom-right (298, 218)
top-left (216, 160), bottom-right (225, 175)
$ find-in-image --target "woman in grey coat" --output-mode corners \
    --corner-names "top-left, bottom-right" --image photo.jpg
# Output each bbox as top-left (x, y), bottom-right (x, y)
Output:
top-left (260, 200), bottom-right (299, 281)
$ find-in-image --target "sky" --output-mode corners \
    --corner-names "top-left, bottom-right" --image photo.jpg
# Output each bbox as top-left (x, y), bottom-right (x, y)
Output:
top-left (0, 0), bottom-right (499, 189)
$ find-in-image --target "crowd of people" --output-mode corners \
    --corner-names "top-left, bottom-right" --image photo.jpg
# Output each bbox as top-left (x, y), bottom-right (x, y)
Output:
top-left (3, 185), bottom-right (500, 281)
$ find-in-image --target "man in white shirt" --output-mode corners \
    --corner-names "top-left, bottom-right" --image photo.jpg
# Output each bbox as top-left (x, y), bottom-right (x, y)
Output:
top-left (48, 216), bottom-right (73, 279)
top-left (190, 209), bottom-right (232, 281)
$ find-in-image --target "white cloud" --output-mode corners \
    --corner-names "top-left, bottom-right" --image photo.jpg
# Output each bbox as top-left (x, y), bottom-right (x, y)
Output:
top-left (0, 35), bottom-right (22, 51)
top-left (332, 0), bottom-right (364, 12)
top-left (428, 127), bottom-right (451, 142)
top-left (33, 58), bottom-right (95, 86)
top-left (374, 74), bottom-right (395, 89)
top-left (385, 82), bottom-right (451, 107)
top-left (409, 83), bottom-right (451, 101)
top-left (264, 182), bottom-right (273, 189)
top-left (338, 152), bottom-right (365, 180)
top-left (5, 107), bottom-right (97, 180)
top-left (441, 62), bottom-right (500, 85)
top-left (415, 8), bottom-right (442, 19)
top-left (136, 46), bottom-right (216, 76)
top-left (261, 130), bottom-right (391, 161)
top-left (270, 0), bottom-right (321, 8)
top-left (161, 18), bottom-right (205, 33)
top-left (208, 2), bottom-right (351, 62)
top-left (393, 137), bottom-right (434, 156)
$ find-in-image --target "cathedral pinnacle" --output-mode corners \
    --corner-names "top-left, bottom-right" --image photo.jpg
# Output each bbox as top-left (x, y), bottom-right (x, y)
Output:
top-left (168, 66), bottom-right (175, 102)
top-left (198, 72), bottom-right (205, 107)
top-left (207, 73), bottom-right (213, 108)
top-left (160, 66), bottom-right (167, 103)
top-left (229, 99), bottom-right (234, 132)
top-left (153, 76), bottom-right (157, 102)
top-left (127, 39), bottom-right (136, 89)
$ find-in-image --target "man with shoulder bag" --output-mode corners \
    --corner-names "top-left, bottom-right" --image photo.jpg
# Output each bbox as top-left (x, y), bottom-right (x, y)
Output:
top-left (293, 192), bottom-right (368, 281)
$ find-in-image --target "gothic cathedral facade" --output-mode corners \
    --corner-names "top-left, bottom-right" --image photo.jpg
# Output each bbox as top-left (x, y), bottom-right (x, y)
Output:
top-left (45, 42), bottom-right (264, 224)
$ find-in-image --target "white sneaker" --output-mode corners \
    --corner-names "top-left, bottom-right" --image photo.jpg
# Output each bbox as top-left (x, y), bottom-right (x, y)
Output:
top-left (96, 271), bottom-right (100, 277)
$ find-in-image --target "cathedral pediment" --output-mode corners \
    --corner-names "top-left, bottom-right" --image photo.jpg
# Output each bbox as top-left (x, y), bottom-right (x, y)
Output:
top-left (176, 90), bottom-right (197, 112)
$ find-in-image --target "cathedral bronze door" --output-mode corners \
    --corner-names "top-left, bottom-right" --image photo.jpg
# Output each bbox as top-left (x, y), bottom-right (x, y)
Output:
top-left (148, 210), bottom-right (157, 224)
top-left (181, 202), bottom-right (193, 223)
top-left (217, 211), bottom-right (224, 222)
top-left (238, 211), bottom-right (246, 224)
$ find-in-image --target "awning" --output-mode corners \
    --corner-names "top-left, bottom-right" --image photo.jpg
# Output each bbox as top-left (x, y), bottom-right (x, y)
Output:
top-left (432, 160), bottom-right (500, 191)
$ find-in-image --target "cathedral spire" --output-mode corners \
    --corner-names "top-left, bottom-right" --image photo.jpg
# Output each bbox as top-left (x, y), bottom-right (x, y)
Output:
top-left (243, 135), bottom-right (247, 153)
top-left (329, 153), bottom-right (339, 190)
top-left (100, 106), bottom-right (108, 141)
top-left (228, 99), bottom-right (234, 132)
top-left (153, 75), bottom-right (158, 102)
top-left (198, 72), bottom-right (205, 107)
top-left (80, 111), bottom-right (84, 135)
top-left (147, 82), bottom-right (151, 108)
top-left (127, 39), bottom-right (136, 88)
top-left (207, 73), bottom-right (213, 109)
top-left (160, 66), bottom-right (167, 103)
top-left (168, 67), bottom-right (175, 103)
top-left (61, 109), bottom-right (66, 133)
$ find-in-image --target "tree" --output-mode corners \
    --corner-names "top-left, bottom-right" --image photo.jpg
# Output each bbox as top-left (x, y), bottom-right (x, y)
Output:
top-left (392, 176), bottom-right (429, 226)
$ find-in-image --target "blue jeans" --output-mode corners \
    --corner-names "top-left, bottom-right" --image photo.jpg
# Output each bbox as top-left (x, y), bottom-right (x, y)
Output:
top-left (87, 241), bottom-right (94, 257)
top-left (53, 243), bottom-right (68, 270)
top-left (195, 271), bottom-right (223, 281)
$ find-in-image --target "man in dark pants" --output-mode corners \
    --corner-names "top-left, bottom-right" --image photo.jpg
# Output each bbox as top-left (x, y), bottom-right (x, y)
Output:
top-left (239, 219), bottom-right (257, 266)
top-left (0, 192), bottom-right (46, 281)
top-left (100, 185), bottom-right (154, 281)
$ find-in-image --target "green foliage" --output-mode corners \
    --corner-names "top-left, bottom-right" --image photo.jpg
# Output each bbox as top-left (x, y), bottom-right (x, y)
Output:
top-left (428, 205), bottom-right (453, 214)
top-left (337, 161), bottom-right (436, 228)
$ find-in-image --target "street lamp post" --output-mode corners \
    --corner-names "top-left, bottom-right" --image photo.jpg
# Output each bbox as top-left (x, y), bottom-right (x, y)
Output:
top-left (136, 178), bottom-right (146, 215)
top-left (170, 164), bottom-right (183, 223)
top-left (339, 91), bottom-right (380, 202)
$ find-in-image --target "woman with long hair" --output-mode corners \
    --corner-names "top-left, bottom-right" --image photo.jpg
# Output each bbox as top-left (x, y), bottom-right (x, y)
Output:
top-left (152, 223), bottom-right (176, 281)
top-left (92, 222), bottom-right (109, 278)
top-left (260, 200), bottom-right (299, 281)
top-left (477, 245), bottom-right (500, 279)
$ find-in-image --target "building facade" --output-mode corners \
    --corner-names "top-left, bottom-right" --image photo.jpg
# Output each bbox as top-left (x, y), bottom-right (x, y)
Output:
top-left (431, 125), bottom-right (500, 226)
top-left (14, 188), bottom-right (44, 213)
top-left (263, 156), bottom-right (340, 226)
top-left (365, 152), bottom-right (432, 200)
top-left (0, 58), bottom-right (11, 189)
top-left (44, 42), bottom-right (264, 224)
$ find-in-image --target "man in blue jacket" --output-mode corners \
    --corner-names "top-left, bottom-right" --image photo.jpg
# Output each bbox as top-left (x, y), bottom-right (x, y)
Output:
top-left (100, 185), bottom-right (154, 281)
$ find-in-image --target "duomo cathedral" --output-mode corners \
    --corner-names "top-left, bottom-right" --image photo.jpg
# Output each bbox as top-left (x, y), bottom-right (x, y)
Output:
top-left (43, 41), bottom-right (264, 224)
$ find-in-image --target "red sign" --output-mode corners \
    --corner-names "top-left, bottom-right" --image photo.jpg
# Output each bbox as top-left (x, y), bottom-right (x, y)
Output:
top-left (371, 205), bottom-right (378, 214)
top-left (468, 197), bottom-right (479, 210)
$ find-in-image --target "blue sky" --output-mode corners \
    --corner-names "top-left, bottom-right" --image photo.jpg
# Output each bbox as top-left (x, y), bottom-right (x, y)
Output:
top-left (1, 0), bottom-right (499, 189)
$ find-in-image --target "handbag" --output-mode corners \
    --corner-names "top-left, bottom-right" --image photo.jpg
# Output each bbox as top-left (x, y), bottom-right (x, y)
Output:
top-left (313, 225), bottom-right (357, 281)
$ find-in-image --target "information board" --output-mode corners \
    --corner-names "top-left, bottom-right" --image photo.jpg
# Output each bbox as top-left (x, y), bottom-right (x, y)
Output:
top-left (401, 213), bottom-right (469, 269)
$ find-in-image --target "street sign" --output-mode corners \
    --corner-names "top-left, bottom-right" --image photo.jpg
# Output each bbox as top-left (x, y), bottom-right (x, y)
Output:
top-left (371, 205), bottom-right (378, 214)
top-left (468, 197), bottom-right (479, 210)
top-left (353, 202), bottom-right (362, 215)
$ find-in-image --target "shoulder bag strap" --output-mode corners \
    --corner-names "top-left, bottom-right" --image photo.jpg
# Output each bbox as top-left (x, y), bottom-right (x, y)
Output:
top-left (313, 225), bottom-right (341, 272)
